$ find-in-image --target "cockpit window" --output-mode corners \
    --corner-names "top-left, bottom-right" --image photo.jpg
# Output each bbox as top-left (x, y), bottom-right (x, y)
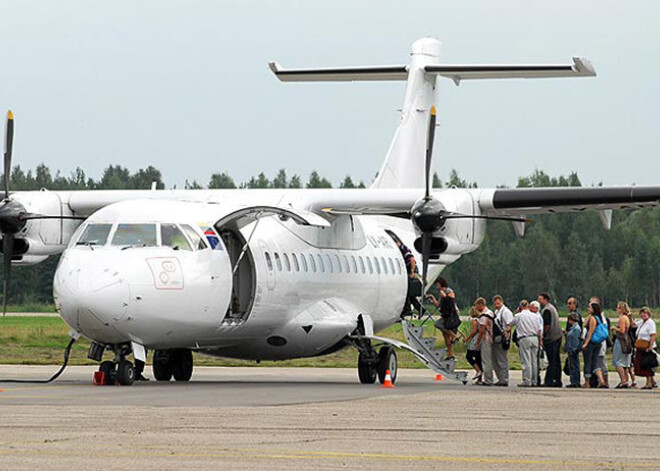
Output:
top-left (181, 224), bottom-right (208, 250)
top-left (161, 224), bottom-right (192, 251)
top-left (76, 223), bottom-right (112, 246)
top-left (111, 224), bottom-right (157, 247)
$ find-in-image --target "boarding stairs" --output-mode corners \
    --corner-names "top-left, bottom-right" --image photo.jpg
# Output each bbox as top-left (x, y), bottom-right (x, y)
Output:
top-left (400, 320), bottom-right (468, 384)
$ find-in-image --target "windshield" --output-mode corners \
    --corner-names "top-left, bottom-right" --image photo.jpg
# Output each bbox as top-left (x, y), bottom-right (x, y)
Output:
top-left (76, 223), bottom-right (112, 246)
top-left (161, 224), bottom-right (192, 251)
top-left (111, 224), bottom-right (157, 247)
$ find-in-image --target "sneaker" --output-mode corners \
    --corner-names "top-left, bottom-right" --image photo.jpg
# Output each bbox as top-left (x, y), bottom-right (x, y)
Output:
top-left (136, 373), bottom-right (150, 382)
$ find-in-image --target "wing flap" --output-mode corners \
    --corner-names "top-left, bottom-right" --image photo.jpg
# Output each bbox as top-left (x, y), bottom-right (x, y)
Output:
top-left (268, 62), bottom-right (409, 82)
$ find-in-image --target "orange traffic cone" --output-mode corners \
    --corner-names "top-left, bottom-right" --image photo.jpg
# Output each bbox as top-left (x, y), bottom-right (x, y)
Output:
top-left (435, 373), bottom-right (443, 381)
top-left (382, 370), bottom-right (395, 388)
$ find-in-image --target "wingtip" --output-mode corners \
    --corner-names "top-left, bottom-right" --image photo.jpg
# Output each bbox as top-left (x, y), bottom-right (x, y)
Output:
top-left (572, 57), bottom-right (597, 77)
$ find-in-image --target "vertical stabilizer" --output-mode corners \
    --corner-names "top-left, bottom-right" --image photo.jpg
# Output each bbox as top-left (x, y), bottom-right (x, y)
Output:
top-left (371, 38), bottom-right (441, 189)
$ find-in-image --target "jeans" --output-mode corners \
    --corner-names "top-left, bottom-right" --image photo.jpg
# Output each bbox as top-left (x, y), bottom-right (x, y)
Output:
top-left (583, 342), bottom-right (601, 378)
top-left (518, 336), bottom-right (539, 386)
top-left (567, 351), bottom-right (581, 386)
top-left (544, 338), bottom-right (562, 387)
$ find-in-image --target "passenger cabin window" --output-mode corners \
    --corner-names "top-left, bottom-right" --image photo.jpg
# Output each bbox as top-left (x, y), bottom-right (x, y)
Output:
top-left (373, 257), bottom-right (381, 274)
top-left (317, 254), bottom-right (325, 273)
top-left (292, 253), bottom-right (300, 272)
top-left (325, 254), bottom-right (334, 273)
top-left (265, 252), bottom-right (273, 271)
top-left (366, 257), bottom-right (373, 274)
top-left (342, 255), bottom-right (350, 273)
top-left (181, 224), bottom-right (208, 250)
top-left (388, 258), bottom-right (395, 275)
top-left (381, 257), bottom-right (388, 275)
top-left (300, 253), bottom-right (308, 272)
top-left (334, 254), bottom-right (342, 273)
top-left (283, 253), bottom-right (291, 271)
top-left (274, 252), bottom-right (283, 271)
top-left (111, 224), bottom-right (157, 247)
top-left (309, 254), bottom-right (317, 272)
top-left (358, 256), bottom-right (365, 274)
top-left (161, 224), bottom-right (192, 251)
top-left (350, 256), bottom-right (357, 274)
top-left (77, 223), bottom-right (112, 246)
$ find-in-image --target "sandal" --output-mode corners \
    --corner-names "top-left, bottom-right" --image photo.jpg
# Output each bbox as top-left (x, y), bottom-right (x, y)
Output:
top-left (641, 385), bottom-right (653, 390)
top-left (630, 382), bottom-right (637, 388)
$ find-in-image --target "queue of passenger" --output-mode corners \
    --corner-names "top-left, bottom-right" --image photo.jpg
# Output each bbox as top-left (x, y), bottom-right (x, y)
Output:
top-left (426, 284), bottom-right (658, 389)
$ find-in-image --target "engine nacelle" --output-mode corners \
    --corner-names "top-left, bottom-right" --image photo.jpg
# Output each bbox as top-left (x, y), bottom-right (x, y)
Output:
top-left (11, 254), bottom-right (50, 266)
top-left (8, 191), bottom-right (82, 257)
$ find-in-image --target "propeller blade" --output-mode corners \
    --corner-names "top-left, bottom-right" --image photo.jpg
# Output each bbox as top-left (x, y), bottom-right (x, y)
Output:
top-left (2, 234), bottom-right (13, 317)
top-left (424, 106), bottom-right (436, 199)
top-left (420, 231), bottom-right (431, 318)
top-left (3, 110), bottom-right (14, 201)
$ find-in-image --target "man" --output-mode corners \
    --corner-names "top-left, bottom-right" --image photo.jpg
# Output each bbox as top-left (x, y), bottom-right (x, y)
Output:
top-left (492, 295), bottom-right (513, 386)
top-left (529, 301), bottom-right (544, 386)
top-left (565, 313), bottom-right (582, 388)
top-left (394, 237), bottom-right (421, 318)
top-left (511, 301), bottom-right (543, 387)
top-left (474, 297), bottom-right (495, 386)
top-left (539, 293), bottom-right (563, 387)
top-left (566, 297), bottom-right (583, 332)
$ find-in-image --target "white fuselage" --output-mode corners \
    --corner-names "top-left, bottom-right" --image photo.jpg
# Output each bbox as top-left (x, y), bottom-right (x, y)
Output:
top-left (53, 198), bottom-right (478, 361)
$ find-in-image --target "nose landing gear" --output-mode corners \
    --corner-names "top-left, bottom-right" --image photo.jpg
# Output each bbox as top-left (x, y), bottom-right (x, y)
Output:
top-left (95, 344), bottom-right (136, 386)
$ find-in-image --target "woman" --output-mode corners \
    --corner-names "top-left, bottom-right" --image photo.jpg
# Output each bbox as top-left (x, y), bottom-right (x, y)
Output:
top-left (463, 307), bottom-right (482, 384)
top-left (427, 278), bottom-right (460, 360)
top-left (634, 307), bottom-right (658, 389)
top-left (611, 301), bottom-right (632, 388)
top-left (582, 302), bottom-right (607, 388)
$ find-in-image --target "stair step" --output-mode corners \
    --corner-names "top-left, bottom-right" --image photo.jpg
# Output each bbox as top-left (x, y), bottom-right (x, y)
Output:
top-left (420, 338), bottom-right (435, 350)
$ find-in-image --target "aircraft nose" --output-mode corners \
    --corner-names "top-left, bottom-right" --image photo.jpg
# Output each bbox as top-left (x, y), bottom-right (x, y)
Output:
top-left (56, 259), bottom-right (130, 330)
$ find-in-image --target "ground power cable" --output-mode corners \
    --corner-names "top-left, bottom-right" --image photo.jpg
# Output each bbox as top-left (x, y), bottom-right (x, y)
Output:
top-left (0, 337), bottom-right (77, 383)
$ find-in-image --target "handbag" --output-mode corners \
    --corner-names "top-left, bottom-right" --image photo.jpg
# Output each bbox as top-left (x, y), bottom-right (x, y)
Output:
top-left (619, 331), bottom-right (633, 354)
top-left (563, 357), bottom-right (570, 376)
top-left (635, 339), bottom-right (651, 350)
top-left (590, 316), bottom-right (609, 344)
top-left (538, 348), bottom-right (548, 370)
top-left (640, 350), bottom-right (659, 370)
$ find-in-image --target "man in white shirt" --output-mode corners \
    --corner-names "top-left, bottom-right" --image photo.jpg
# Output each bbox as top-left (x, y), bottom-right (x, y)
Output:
top-left (511, 301), bottom-right (543, 387)
top-left (492, 295), bottom-right (513, 386)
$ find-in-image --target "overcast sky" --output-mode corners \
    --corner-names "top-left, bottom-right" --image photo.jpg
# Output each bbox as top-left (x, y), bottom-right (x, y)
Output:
top-left (1, 1), bottom-right (658, 189)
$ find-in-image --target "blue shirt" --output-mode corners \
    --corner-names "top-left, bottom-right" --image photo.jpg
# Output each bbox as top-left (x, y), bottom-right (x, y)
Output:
top-left (565, 323), bottom-right (581, 354)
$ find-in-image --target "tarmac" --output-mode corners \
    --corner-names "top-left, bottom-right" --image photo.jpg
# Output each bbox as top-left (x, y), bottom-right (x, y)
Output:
top-left (1, 365), bottom-right (660, 470)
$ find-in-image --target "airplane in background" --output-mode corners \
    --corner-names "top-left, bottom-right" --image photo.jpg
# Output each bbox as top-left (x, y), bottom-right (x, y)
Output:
top-left (1, 38), bottom-right (659, 386)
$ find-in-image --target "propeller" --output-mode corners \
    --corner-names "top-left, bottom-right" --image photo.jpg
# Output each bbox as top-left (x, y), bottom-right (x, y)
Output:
top-left (1, 111), bottom-right (84, 317)
top-left (410, 106), bottom-right (530, 318)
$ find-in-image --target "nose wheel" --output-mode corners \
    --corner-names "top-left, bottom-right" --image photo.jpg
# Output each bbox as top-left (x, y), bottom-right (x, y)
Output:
top-left (95, 344), bottom-right (136, 385)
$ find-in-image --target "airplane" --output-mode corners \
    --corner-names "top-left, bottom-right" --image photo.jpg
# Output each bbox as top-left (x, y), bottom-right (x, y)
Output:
top-left (1, 37), bottom-right (659, 386)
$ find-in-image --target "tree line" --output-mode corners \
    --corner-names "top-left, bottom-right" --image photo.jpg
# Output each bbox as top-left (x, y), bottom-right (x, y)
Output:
top-left (1, 164), bottom-right (659, 309)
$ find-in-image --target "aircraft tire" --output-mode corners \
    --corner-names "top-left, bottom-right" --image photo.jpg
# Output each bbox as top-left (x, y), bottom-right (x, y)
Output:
top-left (153, 350), bottom-right (173, 381)
top-left (99, 360), bottom-right (116, 385)
top-left (377, 346), bottom-right (397, 384)
top-left (171, 349), bottom-right (193, 382)
top-left (357, 353), bottom-right (377, 384)
top-left (116, 360), bottom-right (135, 386)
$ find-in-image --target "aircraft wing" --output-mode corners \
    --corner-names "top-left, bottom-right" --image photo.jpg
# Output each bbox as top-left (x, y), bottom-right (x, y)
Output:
top-left (478, 186), bottom-right (660, 216)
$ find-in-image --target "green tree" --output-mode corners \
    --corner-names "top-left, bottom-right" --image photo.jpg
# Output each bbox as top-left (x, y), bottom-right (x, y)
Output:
top-left (208, 172), bottom-right (236, 189)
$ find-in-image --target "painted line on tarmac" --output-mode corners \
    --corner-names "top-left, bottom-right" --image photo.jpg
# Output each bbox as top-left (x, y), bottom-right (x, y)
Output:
top-left (0, 445), bottom-right (658, 468)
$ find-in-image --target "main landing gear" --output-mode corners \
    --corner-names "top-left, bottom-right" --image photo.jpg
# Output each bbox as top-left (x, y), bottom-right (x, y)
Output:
top-left (356, 339), bottom-right (398, 385)
top-left (152, 349), bottom-right (194, 382)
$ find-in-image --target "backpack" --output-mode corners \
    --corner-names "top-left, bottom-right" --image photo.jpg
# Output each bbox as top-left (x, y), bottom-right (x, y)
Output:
top-left (484, 313), bottom-right (504, 343)
top-left (590, 316), bottom-right (609, 344)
